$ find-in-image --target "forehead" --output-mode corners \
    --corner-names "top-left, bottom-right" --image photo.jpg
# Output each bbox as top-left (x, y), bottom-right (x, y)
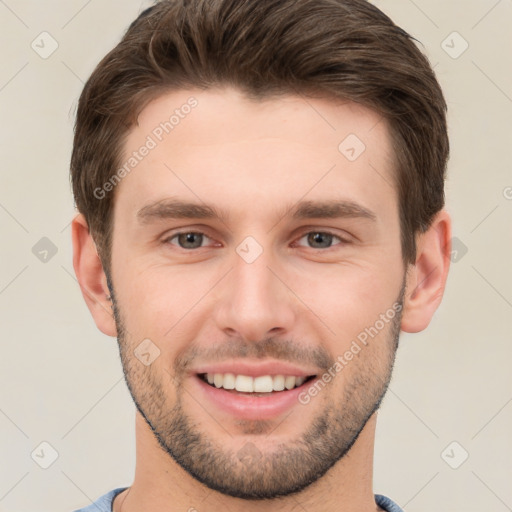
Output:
top-left (115, 87), bottom-right (396, 219)
top-left (132, 87), bottom-right (390, 151)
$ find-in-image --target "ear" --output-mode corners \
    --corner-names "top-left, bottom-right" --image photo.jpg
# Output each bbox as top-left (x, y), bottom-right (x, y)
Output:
top-left (401, 209), bottom-right (452, 333)
top-left (71, 213), bottom-right (117, 337)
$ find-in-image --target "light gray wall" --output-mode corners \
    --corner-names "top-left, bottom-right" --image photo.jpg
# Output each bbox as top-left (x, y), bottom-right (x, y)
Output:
top-left (0, 1), bottom-right (510, 511)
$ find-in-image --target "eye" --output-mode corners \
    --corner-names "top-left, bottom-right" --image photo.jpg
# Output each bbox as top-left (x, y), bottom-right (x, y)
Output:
top-left (295, 231), bottom-right (346, 249)
top-left (163, 230), bottom-right (348, 251)
top-left (165, 231), bottom-right (212, 249)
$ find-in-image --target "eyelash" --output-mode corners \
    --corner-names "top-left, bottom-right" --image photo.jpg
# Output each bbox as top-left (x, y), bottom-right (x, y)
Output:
top-left (163, 230), bottom-right (350, 251)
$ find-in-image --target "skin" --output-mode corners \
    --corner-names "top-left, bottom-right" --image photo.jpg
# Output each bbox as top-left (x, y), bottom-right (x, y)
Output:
top-left (72, 87), bottom-right (451, 512)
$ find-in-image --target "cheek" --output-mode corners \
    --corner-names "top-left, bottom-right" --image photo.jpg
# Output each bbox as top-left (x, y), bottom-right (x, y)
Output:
top-left (113, 232), bottom-right (403, 347)
top-left (328, 312), bottom-right (400, 394)
top-left (292, 262), bottom-right (402, 340)
top-left (116, 264), bottom-right (214, 344)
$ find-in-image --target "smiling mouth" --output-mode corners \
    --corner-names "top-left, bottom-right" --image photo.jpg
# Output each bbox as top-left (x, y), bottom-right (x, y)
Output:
top-left (198, 372), bottom-right (316, 395)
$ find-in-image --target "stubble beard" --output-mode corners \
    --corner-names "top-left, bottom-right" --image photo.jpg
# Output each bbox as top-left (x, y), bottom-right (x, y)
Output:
top-left (110, 280), bottom-right (405, 500)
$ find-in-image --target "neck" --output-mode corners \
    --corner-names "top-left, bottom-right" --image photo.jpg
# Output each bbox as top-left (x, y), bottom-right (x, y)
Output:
top-left (114, 412), bottom-right (382, 512)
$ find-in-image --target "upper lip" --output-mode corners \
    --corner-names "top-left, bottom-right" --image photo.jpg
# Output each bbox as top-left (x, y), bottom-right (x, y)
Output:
top-left (192, 360), bottom-right (319, 378)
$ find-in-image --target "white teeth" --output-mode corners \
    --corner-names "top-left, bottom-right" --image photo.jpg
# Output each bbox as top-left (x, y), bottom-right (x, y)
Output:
top-left (213, 373), bottom-right (223, 388)
top-left (273, 375), bottom-right (285, 391)
top-left (235, 375), bottom-right (253, 392)
top-left (202, 373), bottom-right (310, 392)
top-left (284, 376), bottom-right (296, 390)
top-left (222, 373), bottom-right (236, 390)
top-left (254, 375), bottom-right (273, 393)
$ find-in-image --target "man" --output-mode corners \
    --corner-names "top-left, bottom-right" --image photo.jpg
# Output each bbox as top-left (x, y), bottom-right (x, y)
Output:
top-left (70, 0), bottom-right (451, 511)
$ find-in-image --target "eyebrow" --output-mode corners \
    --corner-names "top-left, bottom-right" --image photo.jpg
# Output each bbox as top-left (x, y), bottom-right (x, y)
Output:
top-left (291, 200), bottom-right (376, 222)
top-left (136, 198), bottom-right (377, 225)
top-left (137, 199), bottom-right (227, 224)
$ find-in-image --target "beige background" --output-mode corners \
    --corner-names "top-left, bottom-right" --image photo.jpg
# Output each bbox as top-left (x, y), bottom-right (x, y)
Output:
top-left (0, 1), bottom-right (511, 511)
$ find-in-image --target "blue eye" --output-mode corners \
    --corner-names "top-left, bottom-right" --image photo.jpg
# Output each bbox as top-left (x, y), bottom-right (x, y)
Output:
top-left (296, 232), bottom-right (344, 249)
top-left (163, 230), bottom-right (346, 252)
top-left (167, 232), bottom-right (210, 249)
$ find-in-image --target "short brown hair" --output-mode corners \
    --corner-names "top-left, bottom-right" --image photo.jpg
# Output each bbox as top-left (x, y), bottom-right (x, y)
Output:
top-left (70, 0), bottom-right (448, 278)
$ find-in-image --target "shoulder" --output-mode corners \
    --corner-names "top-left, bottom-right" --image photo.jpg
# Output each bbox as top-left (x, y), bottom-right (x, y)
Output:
top-left (375, 494), bottom-right (405, 512)
top-left (72, 487), bottom-right (128, 512)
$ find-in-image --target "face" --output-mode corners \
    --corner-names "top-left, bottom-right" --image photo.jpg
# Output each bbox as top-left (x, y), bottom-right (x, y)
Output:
top-left (107, 87), bottom-right (406, 499)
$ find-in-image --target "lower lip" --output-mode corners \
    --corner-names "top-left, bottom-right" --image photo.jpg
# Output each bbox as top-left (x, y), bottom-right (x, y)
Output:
top-left (191, 375), bottom-right (315, 421)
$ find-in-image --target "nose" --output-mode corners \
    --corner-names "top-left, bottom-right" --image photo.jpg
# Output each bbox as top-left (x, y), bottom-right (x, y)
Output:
top-left (213, 245), bottom-right (297, 342)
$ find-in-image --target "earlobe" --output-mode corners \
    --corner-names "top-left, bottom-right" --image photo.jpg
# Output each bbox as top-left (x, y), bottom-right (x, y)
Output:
top-left (71, 213), bottom-right (117, 337)
top-left (401, 210), bottom-right (452, 333)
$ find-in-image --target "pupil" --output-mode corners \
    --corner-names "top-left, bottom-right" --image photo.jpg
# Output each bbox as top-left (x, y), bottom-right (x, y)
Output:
top-left (308, 232), bottom-right (332, 248)
top-left (179, 232), bottom-right (202, 248)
